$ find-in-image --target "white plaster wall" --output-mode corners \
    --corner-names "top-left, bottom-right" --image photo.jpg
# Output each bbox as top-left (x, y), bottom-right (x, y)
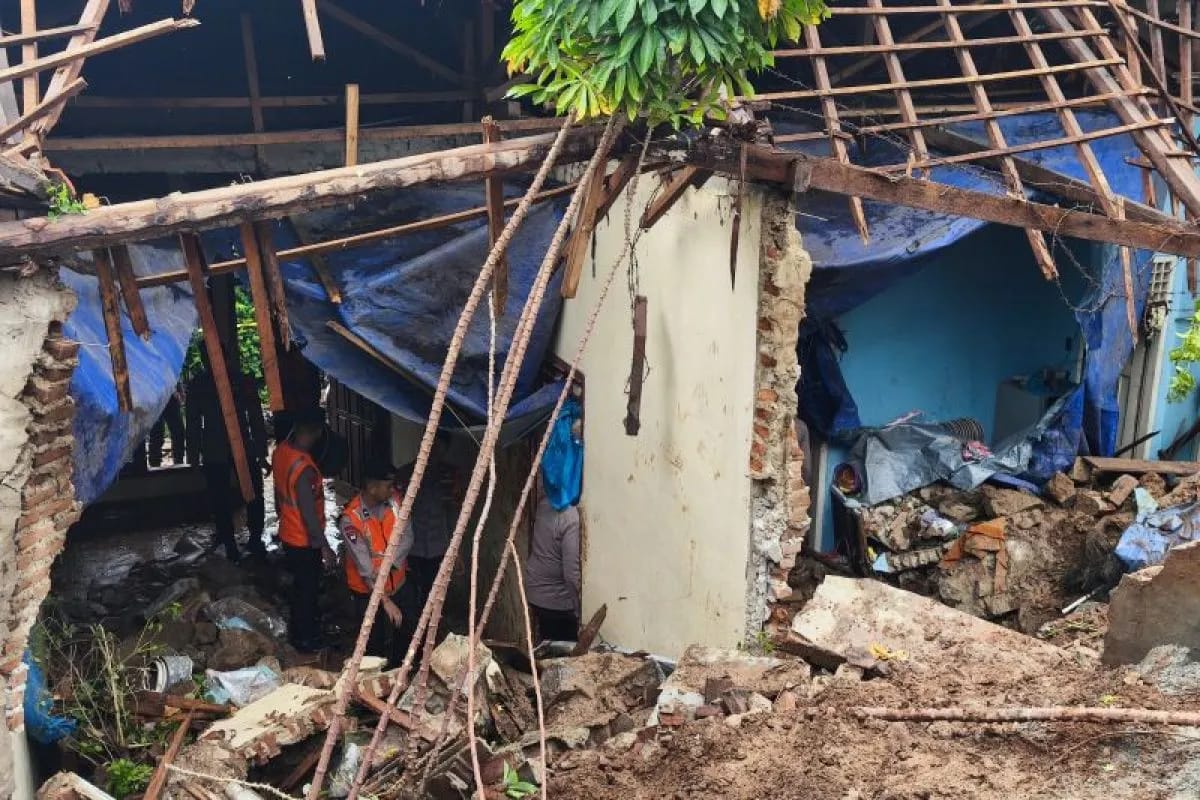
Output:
top-left (554, 175), bottom-right (764, 657)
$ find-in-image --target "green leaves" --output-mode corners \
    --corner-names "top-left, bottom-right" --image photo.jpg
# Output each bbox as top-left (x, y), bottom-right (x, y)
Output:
top-left (1169, 299), bottom-right (1200, 402)
top-left (504, 0), bottom-right (830, 127)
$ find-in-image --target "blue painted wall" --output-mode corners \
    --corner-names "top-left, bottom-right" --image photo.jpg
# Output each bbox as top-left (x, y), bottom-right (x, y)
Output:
top-left (1148, 259), bottom-right (1200, 460)
top-left (816, 225), bottom-right (1093, 548)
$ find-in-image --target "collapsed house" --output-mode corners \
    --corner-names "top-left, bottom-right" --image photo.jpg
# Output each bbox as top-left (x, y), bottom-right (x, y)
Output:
top-left (0, 0), bottom-right (1196, 796)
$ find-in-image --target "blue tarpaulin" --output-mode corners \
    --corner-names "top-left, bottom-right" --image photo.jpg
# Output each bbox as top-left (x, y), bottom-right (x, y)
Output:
top-left (63, 245), bottom-right (197, 504)
top-left (784, 110), bottom-right (1153, 466)
top-left (63, 184), bottom-right (570, 503)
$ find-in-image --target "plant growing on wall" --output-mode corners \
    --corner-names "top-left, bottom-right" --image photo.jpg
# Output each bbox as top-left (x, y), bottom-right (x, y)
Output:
top-left (1168, 299), bottom-right (1200, 402)
top-left (502, 0), bottom-right (827, 127)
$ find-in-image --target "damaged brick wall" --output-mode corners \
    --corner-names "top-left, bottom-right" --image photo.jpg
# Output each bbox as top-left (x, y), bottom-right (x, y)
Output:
top-left (745, 189), bottom-right (812, 643)
top-left (0, 271), bottom-right (80, 797)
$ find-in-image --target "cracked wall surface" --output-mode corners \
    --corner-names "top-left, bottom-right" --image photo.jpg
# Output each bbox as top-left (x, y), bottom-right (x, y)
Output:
top-left (744, 189), bottom-right (812, 642)
top-left (0, 270), bottom-right (81, 799)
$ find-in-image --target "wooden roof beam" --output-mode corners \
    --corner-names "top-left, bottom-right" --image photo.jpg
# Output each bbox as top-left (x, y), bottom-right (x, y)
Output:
top-left (299, 0), bottom-right (326, 61)
top-left (690, 144), bottom-right (1200, 258)
top-left (0, 127), bottom-right (599, 259)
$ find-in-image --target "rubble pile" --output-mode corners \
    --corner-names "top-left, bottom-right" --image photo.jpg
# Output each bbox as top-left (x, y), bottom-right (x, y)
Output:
top-left (854, 467), bottom-right (1181, 634)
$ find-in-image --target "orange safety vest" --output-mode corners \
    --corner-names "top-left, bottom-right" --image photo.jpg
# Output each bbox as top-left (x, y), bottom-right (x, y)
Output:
top-left (342, 493), bottom-right (406, 595)
top-left (273, 441), bottom-right (324, 548)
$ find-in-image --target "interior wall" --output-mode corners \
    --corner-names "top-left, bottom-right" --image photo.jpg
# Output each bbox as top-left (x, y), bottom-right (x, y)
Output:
top-left (1148, 257), bottom-right (1200, 460)
top-left (553, 176), bottom-right (764, 657)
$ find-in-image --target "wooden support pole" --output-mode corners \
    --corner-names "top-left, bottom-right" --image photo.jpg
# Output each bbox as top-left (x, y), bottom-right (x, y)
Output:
top-left (939, 0), bottom-right (1056, 279)
top-left (111, 245), bottom-right (150, 339)
top-left (20, 0), bottom-right (39, 115)
top-left (240, 12), bottom-right (266, 173)
top-left (805, 23), bottom-right (869, 243)
top-left (0, 126), bottom-right (600, 258)
top-left (481, 117), bottom-right (507, 310)
top-left (299, 0), bottom-right (326, 61)
top-left (93, 248), bottom-right (132, 412)
top-left (239, 223), bottom-right (285, 412)
top-left (640, 166), bottom-right (711, 229)
top-left (0, 76), bottom-right (84, 145)
top-left (135, 182), bottom-right (579, 288)
top-left (320, 0), bottom-right (469, 87)
top-left (33, 0), bottom-right (108, 136)
top-left (254, 221), bottom-right (292, 350)
top-left (10, 18), bottom-right (199, 106)
top-left (344, 83), bottom-right (359, 167)
top-left (179, 233), bottom-right (255, 503)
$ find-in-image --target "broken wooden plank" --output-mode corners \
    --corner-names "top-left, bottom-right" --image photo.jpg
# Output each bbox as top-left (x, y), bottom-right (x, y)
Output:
top-left (320, 0), bottom-right (467, 87)
top-left (0, 127), bottom-right (601, 258)
top-left (111, 245), bottom-right (150, 339)
top-left (481, 117), bottom-right (507, 310)
top-left (143, 710), bottom-right (195, 800)
top-left (32, 0), bottom-right (109, 137)
top-left (135, 182), bottom-right (579, 288)
top-left (254, 221), bottom-right (292, 350)
top-left (240, 223), bottom-right (285, 412)
top-left (570, 603), bottom-right (607, 656)
top-left (0, 77), bottom-right (85, 145)
top-left (561, 155), bottom-right (607, 299)
top-left (288, 217), bottom-right (343, 304)
top-left (640, 166), bottom-right (711, 230)
top-left (93, 248), bottom-right (132, 412)
top-left (4, 18), bottom-right (199, 98)
top-left (179, 233), bottom-right (255, 503)
top-left (624, 295), bottom-right (647, 436)
top-left (299, 0), bottom-right (326, 61)
top-left (0, 22), bottom-right (98, 49)
top-left (1080, 455), bottom-right (1200, 477)
top-left (344, 83), bottom-right (359, 167)
top-left (595, 153), bottom-right (639, 222)
top-left (690, 146), bottom-right (1200, 258)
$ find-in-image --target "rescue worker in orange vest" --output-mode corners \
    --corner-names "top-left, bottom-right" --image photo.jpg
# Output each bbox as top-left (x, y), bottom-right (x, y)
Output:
top-left (340, 460), bottom-right (412, 666)
top-left (273, 407), bottom-right (332, 653)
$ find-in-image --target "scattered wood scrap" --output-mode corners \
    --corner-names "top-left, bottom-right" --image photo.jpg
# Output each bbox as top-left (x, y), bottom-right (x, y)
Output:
top-left (1072, 455), bottom-right (1200, 481)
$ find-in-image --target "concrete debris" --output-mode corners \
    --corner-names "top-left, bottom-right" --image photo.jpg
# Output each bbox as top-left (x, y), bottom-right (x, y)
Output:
top-left (1135, 645), bottom-right (1200, 695)
top-left (1108, 474), bottom-right (1140, 508)
top-left (1045, 472), bottom-right (1077, 505)
top-left (787, 575), bottom-right (1068, 674)
top-left (37, 772), bottom-right (117, 800)
top-left (199, 683), bottom-right (336, 763)
top-left (1105, 541), bottom-right (1200, 665)
top-left (540, 652), bottom-right (663, 737)
top-left (980, 486), bottom-right (1043, 518)
top-left (655, 645), bottom-right (810, 723)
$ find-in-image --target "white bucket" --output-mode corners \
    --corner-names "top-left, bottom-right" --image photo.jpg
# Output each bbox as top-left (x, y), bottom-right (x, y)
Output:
top-left (146, 655), bottom-right (194, 693)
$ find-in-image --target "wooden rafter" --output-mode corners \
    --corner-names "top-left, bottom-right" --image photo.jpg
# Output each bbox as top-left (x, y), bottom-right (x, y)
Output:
top-left (319, 0), bottom-right (468, 87)
top-left (868, 0), bottom-right (930, 168)
top-left (804, 23), bottom-right (869, 242)
top-left (254, 221), bottom-right (292, 350)
top-left (71, 91), bottom-right (476, 109)
top-left (937, 0), bottom-right (1056, 278)
top-left (1146, 0), bottom-right (1168, 89)
top-left (775, 29), bottom-right (1098, 57)
top-left (640, 166), bottom-right (712, 229)
top-left (20, 0), bottom-right (38, 115)
top-left (0, 77), bottom-right (85, 144)
top-left (239, 223), bottom-right (285, 412)
top-left (299, 0), bottom-right (326, 61)
top-left (240, 12), bottom-right (267, 172)
top-left (828, 1), bottom-right (1103, 13)
top-left (111, 245), bottom-right (150, 339)
top-left (93, 248), bottom-right (132, 412)
top-left (33, 0), bottom-right (109, 137)
top-left (0, 22), bottom-right (97, 49)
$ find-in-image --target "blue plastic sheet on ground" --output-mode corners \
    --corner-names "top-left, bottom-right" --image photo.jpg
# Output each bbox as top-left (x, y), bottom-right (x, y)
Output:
top-left (62, 244), bottom-right (197, 504)
top-left (541, 397), bottom-right (583, 510)
top-left (1114, 500), bottom-right (1200, 571)
top-left (782, 111), bottom-right (1150, 460)
top-left (24, 651), bottom-right (75, 744)
top-left (198, 184), bottom-right (569, 440)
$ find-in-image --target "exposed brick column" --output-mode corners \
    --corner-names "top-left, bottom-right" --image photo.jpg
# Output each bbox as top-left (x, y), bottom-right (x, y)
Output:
top-left (0, 272), bottom-right (79, 797)
top-left (745, 189), bottom-right (812, 643)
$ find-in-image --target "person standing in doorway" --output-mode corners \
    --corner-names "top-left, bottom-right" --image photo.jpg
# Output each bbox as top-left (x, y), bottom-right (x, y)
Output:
top-left (525, 475), bottom-right (582, 642)
top-left (273, 408), bottom-right (331, 653)
top-left (148, 384), bottom-right (185, 467)
top-left (185, 350), bottom-right (268, 561)
top-left (395, 434), bottom-right (459, 659)
top-left (340, 461), bottom-right (412, 667)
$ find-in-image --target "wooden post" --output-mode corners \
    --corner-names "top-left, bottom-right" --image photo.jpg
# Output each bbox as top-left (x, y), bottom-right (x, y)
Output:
top-left (93, 248), bottom-right (132, 412)
top-left (111, 245), bottom-right (150, 339)
top-left (20, 0), bottom-right (38, 116)
top-left (481, 117), bottom-right (506, 310)
top-left (240, 223), bottom-right (285, 412)
top-left (240, 12), bottom-right (266, 173)
top-left (623, 295), bottom-right (647, 436)
top-left (344, 83), bottom-right (359, 167)
top-left (254, 221), bottom-right (292, 350)
top-left (179, 233), bottom-right (255, 503)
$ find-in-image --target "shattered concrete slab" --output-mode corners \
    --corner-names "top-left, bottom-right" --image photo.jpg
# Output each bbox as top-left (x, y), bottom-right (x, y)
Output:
top-left (1105, 541), bottom-right (1200, 665)
top-left (199, 683), bottom-right (335, 763)
top-left (540, 652), bottom-right (662, 733)
top-left (786, 576), bottom-right (1068, 672)
top-left (654, 646), bottom-right (809, 722)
